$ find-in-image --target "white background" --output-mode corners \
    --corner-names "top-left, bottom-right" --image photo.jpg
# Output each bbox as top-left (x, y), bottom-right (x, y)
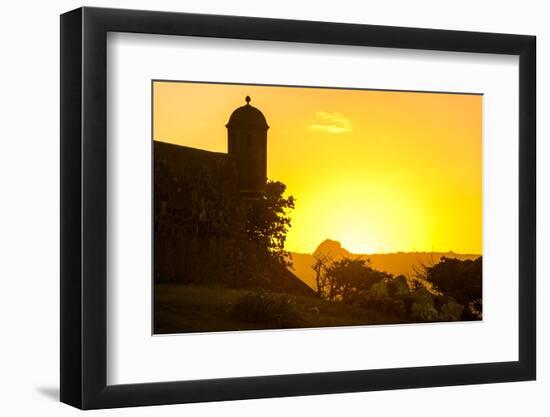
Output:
top-left (0, 0), bottom-right (546, 416)
top-left (108, 33), bottom-right (519, 385)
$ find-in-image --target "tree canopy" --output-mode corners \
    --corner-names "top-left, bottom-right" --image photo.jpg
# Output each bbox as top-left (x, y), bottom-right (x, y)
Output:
top-left (421, 256), bottom-right (482, 319)
top-left (246, 180), bottom-right (295, 267)
top-left (313, 256), bottom-right (391, 302)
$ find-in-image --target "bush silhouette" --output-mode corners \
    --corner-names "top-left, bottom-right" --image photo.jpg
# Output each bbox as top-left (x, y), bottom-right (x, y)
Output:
top-left (317, 257), bottom-right (392, 302)
top-left (232, 291), bottom-right (302, 328)
top-left (422, 256), bottom-right (482, 319)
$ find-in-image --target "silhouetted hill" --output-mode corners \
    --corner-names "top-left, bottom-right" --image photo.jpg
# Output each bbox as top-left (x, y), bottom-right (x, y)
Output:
top-left (313, 239), bottom-right (352, 259)
top-left (291, 239), bottom-right (480, 290)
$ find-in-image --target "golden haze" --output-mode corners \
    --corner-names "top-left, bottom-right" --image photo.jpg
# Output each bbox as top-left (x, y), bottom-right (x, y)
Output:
top-left (153, 81), bottom-right (482, 255)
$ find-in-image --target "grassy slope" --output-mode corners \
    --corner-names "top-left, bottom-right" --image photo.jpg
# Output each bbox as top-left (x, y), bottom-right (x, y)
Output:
top-left (154, 283), bottom-right (407, 334)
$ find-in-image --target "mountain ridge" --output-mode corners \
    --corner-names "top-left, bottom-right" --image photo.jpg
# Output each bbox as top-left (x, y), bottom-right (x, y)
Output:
top-left (290, 239), bottom-right (481, 290)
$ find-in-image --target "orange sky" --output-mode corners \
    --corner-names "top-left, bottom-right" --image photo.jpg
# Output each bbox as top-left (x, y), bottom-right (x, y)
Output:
top-left (153, 81), bottom-right (482, 255)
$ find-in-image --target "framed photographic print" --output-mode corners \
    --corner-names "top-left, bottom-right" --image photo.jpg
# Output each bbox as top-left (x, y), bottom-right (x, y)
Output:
top-left (60, 7), bottom-right (536, 409)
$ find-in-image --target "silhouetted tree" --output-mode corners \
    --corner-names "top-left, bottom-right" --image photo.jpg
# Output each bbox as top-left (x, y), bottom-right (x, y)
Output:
top-left (323, 257), bottom-right (392, 303)
top-left (312, 253), bottom-right (333, 298)
top-left (411, 254), bottom-right (438, 293)
top-left (246, 180), bottom-right (295, 267)
top-left (421, 256), bottom-right (482, 319)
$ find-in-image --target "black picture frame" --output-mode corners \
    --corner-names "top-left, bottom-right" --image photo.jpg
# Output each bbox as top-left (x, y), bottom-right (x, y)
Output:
top-left (60, 6), bottom-right (536, 410)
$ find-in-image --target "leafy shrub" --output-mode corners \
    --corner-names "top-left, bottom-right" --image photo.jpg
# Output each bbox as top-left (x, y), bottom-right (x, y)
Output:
top-left (231, 291), bottom-right (302, 328)
top-left (421, 256), bottom-right (482, 319)
top-left (387, 275), bottom-right (410, 296)
top-left (410, 288), bottom-right (439, 322)
top-left (356, 280), bottom-right (407, 317)
top-left (438, 299), bottom-right (464, 321)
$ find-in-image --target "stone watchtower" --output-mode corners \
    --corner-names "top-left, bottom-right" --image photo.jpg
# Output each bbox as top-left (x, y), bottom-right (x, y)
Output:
top-left (226, 96), bottom-right (269, 200)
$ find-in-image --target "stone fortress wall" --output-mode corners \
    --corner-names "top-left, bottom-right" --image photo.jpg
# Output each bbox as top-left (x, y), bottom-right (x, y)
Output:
top-left (153, 97), bottom-right (315, 296)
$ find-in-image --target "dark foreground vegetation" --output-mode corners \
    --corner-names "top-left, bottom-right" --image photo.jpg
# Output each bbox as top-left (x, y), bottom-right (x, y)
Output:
top-left (310, 254), bottom-right (482, 323)
top-left (154, 251), bottom-right (481, 333)
top-left (154, 284), bottom-right (407, 334)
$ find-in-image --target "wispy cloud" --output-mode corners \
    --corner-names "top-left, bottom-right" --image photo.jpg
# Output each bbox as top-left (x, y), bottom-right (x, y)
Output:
top-left (310, 111), bottom-right (353, 134)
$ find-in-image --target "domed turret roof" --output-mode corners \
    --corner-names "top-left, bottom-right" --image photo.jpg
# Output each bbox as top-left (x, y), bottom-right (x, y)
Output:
top-left (226, 96), bottom-right (269, 129)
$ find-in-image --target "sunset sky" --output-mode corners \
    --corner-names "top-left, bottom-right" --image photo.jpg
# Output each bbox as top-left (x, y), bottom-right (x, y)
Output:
top-left (153, 81), bottom-right (482, 255)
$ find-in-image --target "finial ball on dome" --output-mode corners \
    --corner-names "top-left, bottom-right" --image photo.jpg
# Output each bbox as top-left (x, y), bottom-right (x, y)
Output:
top-left (226, 95), bottom-right (268, 129)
